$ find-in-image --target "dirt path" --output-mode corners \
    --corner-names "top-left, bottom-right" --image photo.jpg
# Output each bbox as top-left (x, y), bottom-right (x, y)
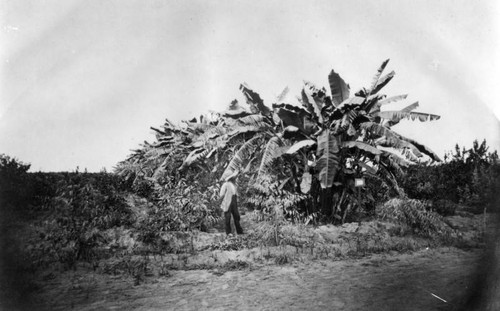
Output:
top-left (31, 247), bottom-right (489, 311)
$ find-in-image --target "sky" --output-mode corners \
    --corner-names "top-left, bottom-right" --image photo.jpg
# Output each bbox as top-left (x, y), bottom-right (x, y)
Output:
top-left (1, 0), bottom-right (499, 172)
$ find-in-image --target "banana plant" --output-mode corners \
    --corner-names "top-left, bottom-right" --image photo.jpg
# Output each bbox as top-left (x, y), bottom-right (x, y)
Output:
top-left (117, 59), bottom-right (441, 224)
top-left (267, 59), bottom-right (441, 221)
top-left (218, 84), bottom-right (287, 181)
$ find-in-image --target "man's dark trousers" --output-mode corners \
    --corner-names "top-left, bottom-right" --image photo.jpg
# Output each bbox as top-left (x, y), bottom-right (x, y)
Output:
top-left (224, 195), bottom-right (243, 235)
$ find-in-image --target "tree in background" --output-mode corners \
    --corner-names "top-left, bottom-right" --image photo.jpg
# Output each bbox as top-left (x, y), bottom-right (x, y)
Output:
top-left (0, 154), bottom-right (32, 211)
top-left (401, 139), bottom-right (499, 215)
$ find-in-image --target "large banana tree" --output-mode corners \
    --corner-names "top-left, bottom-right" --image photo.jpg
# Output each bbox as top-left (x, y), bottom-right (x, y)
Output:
top-left (117, 59), bottom-right (440, 224)
top-left (263, 59), bottom-right (441, 221)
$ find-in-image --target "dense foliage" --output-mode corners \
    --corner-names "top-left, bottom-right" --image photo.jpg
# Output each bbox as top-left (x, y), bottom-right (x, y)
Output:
top-left (116, 60), bottom-right (441, 224)
top-left (400, 140), bottom-right (500, 215)
top-left (30, 173), bottom-right (132, 267)
top-left (134, 177), bottom-right (221, 246)
top-left (377, 198), bottom-right (450, 236)
top-left (0, 154), bottom-right (32, 211)
top-left (0, 158), bottom-right (132, 269)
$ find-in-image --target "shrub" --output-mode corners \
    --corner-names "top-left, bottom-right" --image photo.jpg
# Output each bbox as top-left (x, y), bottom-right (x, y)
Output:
top-left (399, 140), bottom-right (500, 215)
top-left (0, 154), bottom-right (32, 210)
top-left (247, 210), bottom-right (316, 248)
top-left (377, 198), bottom-right (449, 236)
top-left (134, 178), bottom-right (222, 247)
top-left (30, 172), bottom-right (133, 269)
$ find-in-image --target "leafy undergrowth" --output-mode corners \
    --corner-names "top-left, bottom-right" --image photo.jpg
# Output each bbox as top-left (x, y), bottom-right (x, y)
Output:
top-left (10, 188), bottom-right (495, 293)
top-left (52, 211), bottom-right (491, 284)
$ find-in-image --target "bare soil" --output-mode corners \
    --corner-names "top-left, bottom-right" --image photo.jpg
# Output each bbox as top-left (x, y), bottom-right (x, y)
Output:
top-left (22, 212), bottom-right (499, 311)
top-left (4, 209), bottom-right (499, 311)
top-left (30, 247), bottom-right (489, 311)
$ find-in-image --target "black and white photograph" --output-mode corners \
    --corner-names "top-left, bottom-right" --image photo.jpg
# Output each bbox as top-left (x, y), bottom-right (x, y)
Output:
top-left (1, 0), bottom-right (499, 310)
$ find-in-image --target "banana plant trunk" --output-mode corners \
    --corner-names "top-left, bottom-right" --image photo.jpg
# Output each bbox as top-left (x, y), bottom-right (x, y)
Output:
top-left (319, 186), bottom-right (348, 223)
top-left (320, 187), bottom-right (338, 220)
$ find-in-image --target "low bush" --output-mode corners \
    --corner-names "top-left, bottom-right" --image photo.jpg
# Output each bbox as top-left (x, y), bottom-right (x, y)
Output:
top-left (0, 154), bottom-right (32, 211)
top-left (399, 140), bottom-right (500, 215)
top-left (134, 179), bottom-right (222, 248)
top-left (376, 198), bottom-right (449, 236)
top-left (27, 172), bottom-right (133, 270)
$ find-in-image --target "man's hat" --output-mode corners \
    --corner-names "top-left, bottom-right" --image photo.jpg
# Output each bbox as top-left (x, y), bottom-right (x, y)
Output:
top-left (224, 170), bottom-right (239, 182)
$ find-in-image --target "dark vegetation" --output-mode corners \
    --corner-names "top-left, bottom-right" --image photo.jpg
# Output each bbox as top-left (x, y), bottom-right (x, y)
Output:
top-left (0, 60), bottom-right (499, 308)
top-left (400, 139), bottom-right (499, 215)
top-left (2, 141), bottom-right (495, 274)
top-left (0, 159), bottom-right (134, 309)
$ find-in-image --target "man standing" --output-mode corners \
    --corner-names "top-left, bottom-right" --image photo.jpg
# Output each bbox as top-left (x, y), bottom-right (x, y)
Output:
top-left (219, 171), bottom-right (243, 235)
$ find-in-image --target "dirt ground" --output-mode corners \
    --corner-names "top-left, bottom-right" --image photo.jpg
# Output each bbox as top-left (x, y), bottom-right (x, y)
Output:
top-left (24, 246), bottom-right (496, 311)
top-left (3, 209), bottom-right (498, 311)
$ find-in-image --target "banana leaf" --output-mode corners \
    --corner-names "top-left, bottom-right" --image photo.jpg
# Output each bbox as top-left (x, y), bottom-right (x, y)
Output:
top-left (342, 141), bottom-right (382, 155)
top-left (378, 110), bottom-right (440, 123)
top-left (372, 70), bottom-right (395, 94)
top-left (276, 86), bottom-right (290, 102)
top-left (328, 69), bottom-right (350, 106)
top-left (303, 82), bottom-right (324, 124)
top-left (369, 59), bottom-right (390, 94)
top-left (180, 148), bottom-right (209, 170)
top-left (378, 94), bottom-right (408, 106)
top-left (316, 130), bottom-right (341, 189)
top-left (235, 114), bottom-right (267, 125)
top-left (221, 135), bottom-right (261, 181)
top-left (257, 136), bottom-right (286, 179)
top-left (240, 83), bottom-right (272, 116)
top-left (286, 139), bottom-right (316, 154)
